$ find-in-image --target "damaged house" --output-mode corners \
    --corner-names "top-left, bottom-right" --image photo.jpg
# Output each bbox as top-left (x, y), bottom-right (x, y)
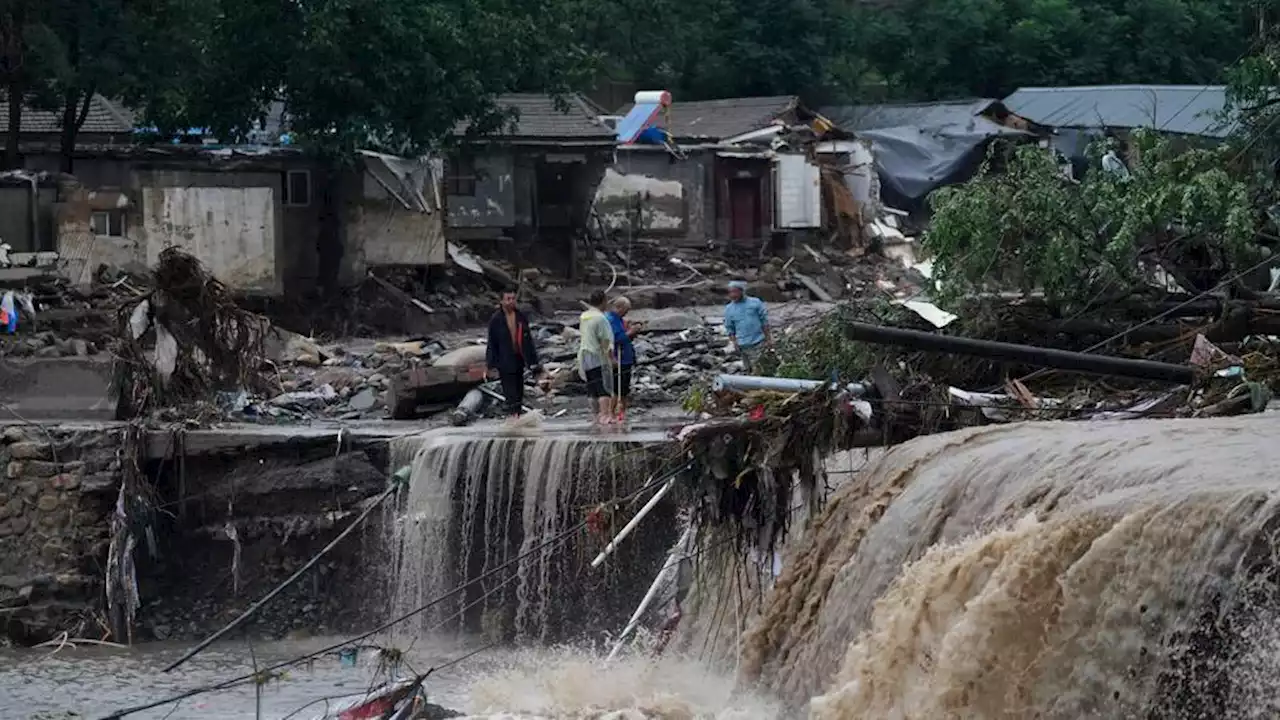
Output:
top-left (819, 99), bottom-right (1033, 213)
top-left (1, 97), bottom-right (451, 296)
top-left (445, 94), bottom-right (614, 276)
top-left (596, 95), bottom-right (867, 251)
top-left (1001, 85), bottom-right (1238, 177)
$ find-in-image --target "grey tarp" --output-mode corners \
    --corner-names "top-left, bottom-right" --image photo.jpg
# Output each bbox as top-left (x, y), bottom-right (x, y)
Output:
top-left (856, 117), bottom-right (1029, 206)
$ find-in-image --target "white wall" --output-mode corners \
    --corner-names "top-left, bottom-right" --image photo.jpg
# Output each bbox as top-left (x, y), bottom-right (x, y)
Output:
top-left (142, 186), bottom-right (279, 294)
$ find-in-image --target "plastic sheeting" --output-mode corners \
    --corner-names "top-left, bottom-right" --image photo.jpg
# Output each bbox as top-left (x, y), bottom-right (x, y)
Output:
top-left (856, 116), bottom-right (1029, 206)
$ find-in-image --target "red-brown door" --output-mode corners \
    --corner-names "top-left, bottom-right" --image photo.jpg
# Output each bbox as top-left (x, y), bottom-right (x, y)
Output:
top-left (729, 178), bottom-right (760, 240)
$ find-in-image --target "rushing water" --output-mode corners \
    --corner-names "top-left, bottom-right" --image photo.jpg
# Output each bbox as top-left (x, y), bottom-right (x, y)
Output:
top-left (11, 416), bottom-right (1280, 718)
top-left (387, 423), bottom-right (677, 644)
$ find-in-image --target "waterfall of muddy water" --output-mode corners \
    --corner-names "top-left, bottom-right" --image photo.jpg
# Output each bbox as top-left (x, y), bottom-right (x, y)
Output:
top-left (388, 425), bottom-right (679, 643)
top-left (734, 416), bottom-right (1280, 719)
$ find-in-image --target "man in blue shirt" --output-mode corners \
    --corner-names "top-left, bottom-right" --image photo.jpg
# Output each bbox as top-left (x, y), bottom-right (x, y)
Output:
top-left (723, 281), bottom-right (770, 373)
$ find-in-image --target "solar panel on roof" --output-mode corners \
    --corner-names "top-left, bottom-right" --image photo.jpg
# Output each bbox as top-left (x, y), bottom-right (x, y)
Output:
top-left (616, 90), bottom-right (671, 144)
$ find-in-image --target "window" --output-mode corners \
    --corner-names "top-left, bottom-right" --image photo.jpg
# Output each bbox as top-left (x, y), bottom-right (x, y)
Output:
top-left (446, 153), bottom-right (477, 196)
top-left (91, 210), bottom-right (126, 237)
top-left (284, 169), bottom-right (312, 207)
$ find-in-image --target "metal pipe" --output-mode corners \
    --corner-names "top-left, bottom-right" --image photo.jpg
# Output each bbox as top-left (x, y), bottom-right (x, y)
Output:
top-left (711, 371), bottom-right (870, 394)
top-left (842, 320), bottom-right (1197, 385)
top-left (591, 476), bottom-right (676, 569)
top-left (606, 524), bottom-right (694, 661)
top-left (449, 387), bottom-right (489, 426)
top-left (712, 374), bottom-right (867, 395)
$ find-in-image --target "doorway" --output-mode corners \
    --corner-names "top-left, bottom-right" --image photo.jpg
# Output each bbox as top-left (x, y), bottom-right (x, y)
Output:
top-left (728, 177), bottom-right (761, 240)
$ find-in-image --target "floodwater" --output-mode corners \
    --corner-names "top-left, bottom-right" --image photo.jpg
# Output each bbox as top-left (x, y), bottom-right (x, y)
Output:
top-left (0, 637), bottom-right (777, 719)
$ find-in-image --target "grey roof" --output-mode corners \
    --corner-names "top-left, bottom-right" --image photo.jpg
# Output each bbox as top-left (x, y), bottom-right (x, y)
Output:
top-left (456, 93), bottom-right (613, 140)
top-left (1002, 85), bottom-right (1236, 138)
top-left (820, 99), bottom-right (998, 132)
top-left (615, 95), bottom-right (799, 141)
top-left (0, 93), bottom-right (135, 135)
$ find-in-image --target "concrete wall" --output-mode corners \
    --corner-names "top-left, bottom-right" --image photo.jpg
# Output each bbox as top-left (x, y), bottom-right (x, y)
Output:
top-left (593, 149), bottom-right (710, 247)
top-left (40, 159), bottom-right (331, 297)
top-left (142, 185), bottom-right (279, 293)
top-left (447, 151), bottom-right (515, 228)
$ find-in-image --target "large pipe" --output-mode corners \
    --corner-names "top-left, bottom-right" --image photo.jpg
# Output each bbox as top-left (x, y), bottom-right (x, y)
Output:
top-left (842, 320), bottom-right (1197, 385)
top-left (712, 374), bottom-right (868, 395)
top-left (449, 387), bottom-right (489, 426)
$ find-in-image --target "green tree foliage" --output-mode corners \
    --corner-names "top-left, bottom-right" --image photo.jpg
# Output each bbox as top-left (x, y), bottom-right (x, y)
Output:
top-left (850, 0), bottom-right (1254, 101)
top-left (924, 133), bottom-right (1257, 309)
top-left (581, 0), bottom-right (861, 102)
top-left (142, 0), bottom-right (594, 156)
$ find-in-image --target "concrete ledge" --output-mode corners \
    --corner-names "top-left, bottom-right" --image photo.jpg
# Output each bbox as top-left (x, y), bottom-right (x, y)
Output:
top-left (0, 357), bottom-right (117, 420)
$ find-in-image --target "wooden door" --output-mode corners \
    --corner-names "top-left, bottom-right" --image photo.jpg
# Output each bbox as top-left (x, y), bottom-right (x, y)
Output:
top-left (729, 177), bottom-right (760, 240)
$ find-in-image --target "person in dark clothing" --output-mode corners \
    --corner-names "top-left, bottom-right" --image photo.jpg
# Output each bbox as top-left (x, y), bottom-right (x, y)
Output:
top-left (486, 290), bottom-right (540, 416)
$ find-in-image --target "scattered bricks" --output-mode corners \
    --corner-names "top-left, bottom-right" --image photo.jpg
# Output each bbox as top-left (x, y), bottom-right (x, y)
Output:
top-left (61, 461), bottom-right (85, 475)
top-left (36, 495), bottom-right (59, 512)
top-left (8, 442), bottom-right (51, 460)
top-left (0, 521), bottom-right (12, 538)
top-left (3, 497), bottom-right (22, 516)
top-left (5, 461), bottom-right (21, 480)
top-left (0, 501), bottom-right (10, 520)
top-left (39, 514), bottom-right (61, 529)
top-left (24, 461), bottom-right (59, 478)
top-left (8, 516), bottom-right (27, 534)
top-left (50, 474), bottom-right (80, 491)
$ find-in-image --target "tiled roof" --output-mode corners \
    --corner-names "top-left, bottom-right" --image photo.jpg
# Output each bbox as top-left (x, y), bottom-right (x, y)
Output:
top-left (0, 93), bottom-right (135, 135)
top-left (456, 93), bottom-right (613, 140)
top-left (1002, 85), bottom-right (1236, 138)
top-left (821, 99), bottom-right (999, 131)
top-left (615, 95), bottom-right (799, 141)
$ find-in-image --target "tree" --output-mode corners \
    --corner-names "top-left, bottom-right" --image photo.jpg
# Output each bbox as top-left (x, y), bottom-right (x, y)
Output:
top-left (142, 0), bottom-right (596, 157)
top-left (924, 133), bottom-right (1257, 309)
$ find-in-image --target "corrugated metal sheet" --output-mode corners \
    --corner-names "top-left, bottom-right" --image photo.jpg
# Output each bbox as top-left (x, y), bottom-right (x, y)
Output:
top-left (820, 99), bottom-right (998, 132)
top-left (1002, 85), bottom-right (1237, 137)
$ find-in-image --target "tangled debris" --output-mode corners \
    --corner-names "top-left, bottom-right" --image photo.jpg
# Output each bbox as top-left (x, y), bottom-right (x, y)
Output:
top-left (114, 248), bottom-right (271, 419)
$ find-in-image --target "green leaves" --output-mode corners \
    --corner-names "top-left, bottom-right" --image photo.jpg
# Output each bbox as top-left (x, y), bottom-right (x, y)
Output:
top-left (925, 133), bottom-right (1258, 310)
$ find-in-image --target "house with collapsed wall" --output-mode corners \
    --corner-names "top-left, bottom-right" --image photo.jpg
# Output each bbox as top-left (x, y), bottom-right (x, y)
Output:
top-left (0, 92), bottom-right (617, 294)
top-left (444, 93), bottom-right (614, 277)
top-left (594, 95), bottom-right (878, 252)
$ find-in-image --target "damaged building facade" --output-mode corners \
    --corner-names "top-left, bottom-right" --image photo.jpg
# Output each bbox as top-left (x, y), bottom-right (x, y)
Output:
top-left (445, 94), bottom-right (614, 277)
top-left (595, 95), bottom-right (876, 251)
top-left (2, 93), bottom-right (617, 294)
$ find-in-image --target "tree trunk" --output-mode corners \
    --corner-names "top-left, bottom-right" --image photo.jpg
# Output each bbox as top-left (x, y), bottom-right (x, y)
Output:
top-left (4, 75), bottom-right (21, 170)
top-left (59, 88), bottom-right (93, 174)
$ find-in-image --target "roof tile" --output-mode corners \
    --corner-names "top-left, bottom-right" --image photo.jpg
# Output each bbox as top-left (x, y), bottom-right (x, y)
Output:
top-left (616, 95), bottom-right (799, 141)
top-left (0, 94), bottom-right (135, 135)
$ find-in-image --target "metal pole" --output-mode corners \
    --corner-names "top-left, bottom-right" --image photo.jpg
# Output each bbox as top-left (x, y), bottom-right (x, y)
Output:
top-left (606, 524), bottom-right (693, 661)
top-left (591, 476), bottom-right (676, 568)
top-left (842, 320), bottom-right (1197, 385)
top-left (711, 374), bottom-right (867, 395)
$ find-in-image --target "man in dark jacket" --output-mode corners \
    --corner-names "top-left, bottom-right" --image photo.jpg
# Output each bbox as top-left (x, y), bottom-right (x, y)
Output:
top-left (486, 290), bottom-right (541, 416)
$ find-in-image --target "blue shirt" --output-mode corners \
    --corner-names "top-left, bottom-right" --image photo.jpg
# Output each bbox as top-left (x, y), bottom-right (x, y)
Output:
top-left (606, 311), bottom-right (636, 365)
top-left (724, 296), bottom-right (768, 348)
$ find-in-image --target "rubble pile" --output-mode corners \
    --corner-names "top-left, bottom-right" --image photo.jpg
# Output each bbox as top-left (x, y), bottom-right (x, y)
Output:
top-left (0, 274), bottom-right (131, 358)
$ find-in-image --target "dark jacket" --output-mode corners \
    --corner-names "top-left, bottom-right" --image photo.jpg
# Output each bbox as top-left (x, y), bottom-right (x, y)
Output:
top-left (486, 308), bottom-right (539, 374)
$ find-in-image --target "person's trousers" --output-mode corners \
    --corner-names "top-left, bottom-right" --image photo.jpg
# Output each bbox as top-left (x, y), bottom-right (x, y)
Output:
top-left (499, 371), bottom-right (524, 415)
top-left (740, 343), bottom-right (765, 374)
